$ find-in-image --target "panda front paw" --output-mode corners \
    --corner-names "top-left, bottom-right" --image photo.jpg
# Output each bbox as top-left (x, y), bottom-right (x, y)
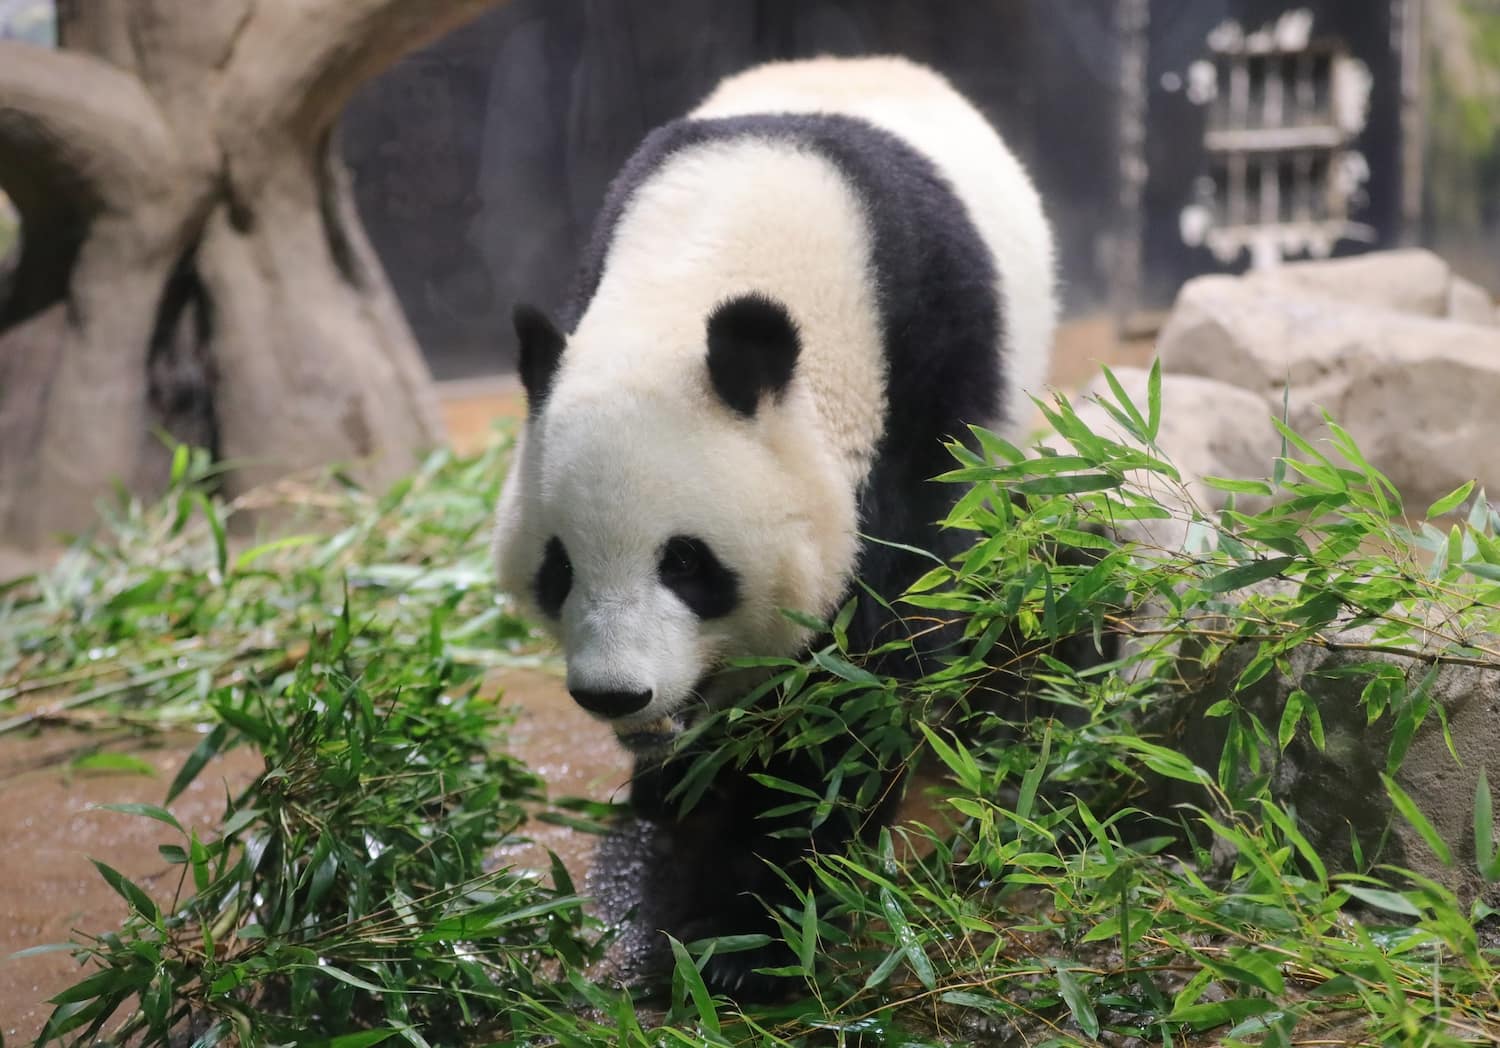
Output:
top-left (692, 934), bottom-right (799, 1003)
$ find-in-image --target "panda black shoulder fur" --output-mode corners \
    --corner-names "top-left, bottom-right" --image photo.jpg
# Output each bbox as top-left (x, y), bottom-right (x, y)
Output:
top-left (494, 55), bottom-right (1055, 996)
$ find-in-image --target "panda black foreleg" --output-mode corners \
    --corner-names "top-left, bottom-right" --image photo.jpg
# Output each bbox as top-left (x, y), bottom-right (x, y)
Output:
top-left (629, 745), bottom-right (904, 1001)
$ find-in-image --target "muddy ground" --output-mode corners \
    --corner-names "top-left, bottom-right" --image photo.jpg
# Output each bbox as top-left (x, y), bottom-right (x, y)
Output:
top-left (0, 317), bottom-right (1146, 1039)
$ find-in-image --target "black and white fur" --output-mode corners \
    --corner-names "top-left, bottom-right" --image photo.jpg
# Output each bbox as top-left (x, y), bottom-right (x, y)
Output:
top-left (493, 56), bottom-right (1055, 996)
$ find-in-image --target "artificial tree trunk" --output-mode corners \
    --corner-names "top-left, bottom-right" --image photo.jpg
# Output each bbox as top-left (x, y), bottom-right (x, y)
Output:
top-left (0, 0), bottom-right (500, 547)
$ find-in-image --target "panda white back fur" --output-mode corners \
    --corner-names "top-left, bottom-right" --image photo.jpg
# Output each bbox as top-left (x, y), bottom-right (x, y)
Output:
top-left (693, 57), bottom-right (1055, 433)
top-left (493, 56), bottom-right (1054, 995)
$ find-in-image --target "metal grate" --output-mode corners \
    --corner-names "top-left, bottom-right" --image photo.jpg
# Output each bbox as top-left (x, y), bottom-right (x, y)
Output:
top-left (1209, 43), bottom-right (1343, 226)
top-left (1182, 12), bottom-right (1375, 267)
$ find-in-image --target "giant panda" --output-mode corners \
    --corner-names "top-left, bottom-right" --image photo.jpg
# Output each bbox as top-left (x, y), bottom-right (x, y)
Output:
top-left (493, 55), bottom-right (1056, 996)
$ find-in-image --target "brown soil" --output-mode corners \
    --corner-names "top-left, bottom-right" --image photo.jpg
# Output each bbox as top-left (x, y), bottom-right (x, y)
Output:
top-left (0, 314), bottom-right (1149, 1038)
top-left (434, 374), bottom-right (527, 454)
top-left (1051, 314), bottom-right (1156, 393)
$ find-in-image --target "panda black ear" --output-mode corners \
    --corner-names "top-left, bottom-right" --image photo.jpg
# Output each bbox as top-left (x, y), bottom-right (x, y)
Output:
top-left (705, 293), bottom-right (801, 418)
top-left (513, 304), bottom-right (566, 410)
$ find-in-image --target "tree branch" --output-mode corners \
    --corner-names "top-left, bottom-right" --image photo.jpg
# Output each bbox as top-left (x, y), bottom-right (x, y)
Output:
top-left (0, 41), bottom-right (179, 215)
top-left (221, 0), bottom-right (502, 146)
top-left (0, 42), bottom-right (183, 324)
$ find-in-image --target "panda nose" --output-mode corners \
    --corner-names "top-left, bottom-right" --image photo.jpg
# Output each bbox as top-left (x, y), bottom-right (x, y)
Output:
top-left (569, 687), bottom-right (653, 718)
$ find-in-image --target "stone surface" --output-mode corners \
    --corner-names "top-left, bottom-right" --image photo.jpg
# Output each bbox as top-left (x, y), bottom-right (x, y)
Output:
top-left (1143, 621), bottom-right (1500, 907)
top-left (1239, 249), bottom-right (1456, 318)
top-left (1157, 274), bottom-right (1500, 510)
top-left (1448, 275), bottom-right (1497, 325)
top-left (1166, 249), bottom-right (1493, 327)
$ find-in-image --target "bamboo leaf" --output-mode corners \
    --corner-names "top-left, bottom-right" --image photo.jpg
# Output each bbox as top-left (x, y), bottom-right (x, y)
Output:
top-left (1146, 357), bottom-right (1163, 442)
top-left (1382, 773), bottom-right (1453, 866)
top-left (1202, 556), bottom-right (1297, 594)
top-left (1475, 770), bottom-right (1495, 878)
top-left (1054, 965), bottom-right (1100, 1038)
top-left (90, 859), bottom-right (159, 922)
top-left (94, 802), bottom-right (183, 835)
top-left (667, 936), bottom-right (722, 1036)
top-left (1428, 480), bottom-right (1476, 519)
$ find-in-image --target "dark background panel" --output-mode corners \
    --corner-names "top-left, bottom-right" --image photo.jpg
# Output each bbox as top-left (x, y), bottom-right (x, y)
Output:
top-left (340, 0), bottom-right (1117, 378)
top-left (1140, 0), bottom-right (1402, 307)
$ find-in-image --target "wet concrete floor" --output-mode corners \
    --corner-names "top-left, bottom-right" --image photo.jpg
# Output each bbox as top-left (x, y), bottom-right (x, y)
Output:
top-left (0, 668), bottom-right (625, 1043)
top-left (0, 729), bottom-right (265, 1041)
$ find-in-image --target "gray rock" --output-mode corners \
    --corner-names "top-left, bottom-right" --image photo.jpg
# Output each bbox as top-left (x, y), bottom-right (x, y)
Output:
top-left (1157, 275), bottom-right (1500, 511)
top-left (1241, 249), bottom-right (1455, 318)
top-left (1142, 621), bottom-right (1500, 907)
top-left (1448, 275), bottom-right (1496, 325)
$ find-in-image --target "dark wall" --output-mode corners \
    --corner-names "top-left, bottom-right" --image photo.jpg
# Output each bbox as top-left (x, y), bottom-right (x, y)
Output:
top-left (1026, 4), bottom-right (1127, 322)
top-left (341, 0), bottom-right (1123, 378)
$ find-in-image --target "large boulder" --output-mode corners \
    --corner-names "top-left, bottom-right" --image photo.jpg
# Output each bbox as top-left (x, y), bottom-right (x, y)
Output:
top-left (1142, 619), bottom-right (1500, 907)
top-left (1157, 272), bottom-right (1500, 510)
top-left (1066, 253), bottom-right (1500, 900)
top-left (1448, 275), bottom-right (1498, 326)
top-left (1193, 248), bottom-right (1494, 323)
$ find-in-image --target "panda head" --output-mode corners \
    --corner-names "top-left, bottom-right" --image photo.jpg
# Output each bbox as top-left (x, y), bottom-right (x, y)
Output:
top-left (493, 293), bottom-right (858, 753)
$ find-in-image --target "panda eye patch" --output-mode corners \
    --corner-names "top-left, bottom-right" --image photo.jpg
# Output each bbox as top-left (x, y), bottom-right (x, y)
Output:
top-left (658, 535), bottom-right (739, 620)
top-left (659, 536), bottom-right (704, 581)
top-left (534, 537), bottom-right (573, 618)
